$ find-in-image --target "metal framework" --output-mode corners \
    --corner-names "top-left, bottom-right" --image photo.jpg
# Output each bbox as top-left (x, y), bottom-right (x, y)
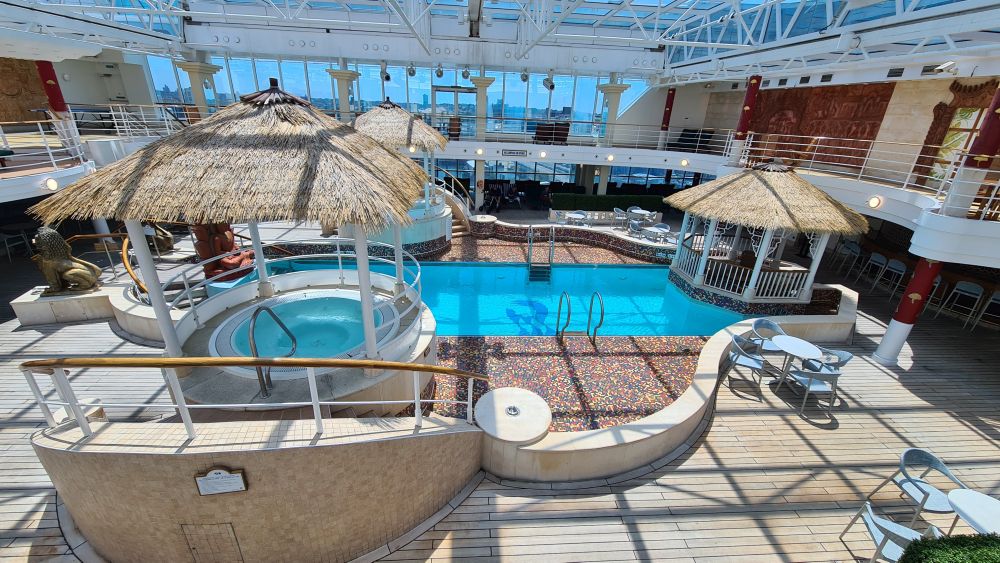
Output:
top-left (1, 0), bottom-right (998, 81)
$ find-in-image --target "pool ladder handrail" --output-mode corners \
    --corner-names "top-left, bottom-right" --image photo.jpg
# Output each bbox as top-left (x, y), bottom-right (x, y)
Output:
top-left (586, 291), bottom-right (605, 345)
top-left (526, 225), bottom-right (556, 265)
top-left (555, 291), bottom-right (571, 340)
top-left (248, 305), bottom-right (298, 398)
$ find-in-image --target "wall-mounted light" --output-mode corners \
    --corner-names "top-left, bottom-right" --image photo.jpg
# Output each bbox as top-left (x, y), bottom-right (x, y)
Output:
top-left (607, 154), bottom-right (614, 162)
top-left (408, 146), bottom-right (417, 153)
top-left (680, 159), bottom-right (689, 167)
top-left (475, 148), bottom-right (484, 155)
top-left (520, 70), bottom-right (529, 83)
top-left (407, 64), bottom-right (416, 77)
top-left (435, 64), bottom-right (444, 79)
top-left (44, 178), bottom-right (59, 191)
top-left (867, 195), bottom-right (884, 209)
top-left (461, 67), bottom-right (471, 80)
top-left (539, 151), bottom-right (547, 158)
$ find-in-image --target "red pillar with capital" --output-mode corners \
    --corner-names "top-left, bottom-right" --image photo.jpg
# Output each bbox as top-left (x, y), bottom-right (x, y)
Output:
top-left (34, 61), bottom-right (69, 114)
top-left (873, 258), bottom-right (944, 365)
top-left (660, 87), bottom-right (676, 130)
top-left (734, 75), bottom-right (762, 141)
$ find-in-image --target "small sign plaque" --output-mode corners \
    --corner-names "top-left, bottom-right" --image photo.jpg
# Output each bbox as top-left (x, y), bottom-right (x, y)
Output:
top-left (501, 149), bottom-right (528, 157)
top-left (195, 468), bottom-right (247, 496)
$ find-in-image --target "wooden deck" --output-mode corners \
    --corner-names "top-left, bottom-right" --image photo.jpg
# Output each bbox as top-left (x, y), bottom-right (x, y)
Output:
top-left (0, 268), bottom-right (998, 561)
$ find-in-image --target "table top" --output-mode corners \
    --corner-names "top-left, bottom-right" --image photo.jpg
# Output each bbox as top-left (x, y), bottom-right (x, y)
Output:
top-left (949, 489), bottom-right (1000, 534)
top-left (630, 209), bottom-right (653, 216)
top-left (771, 334), bottom-right (822, 360)
top-left (566, 212), bottom-right (586, 219)
top-left (643, 226), bottom-right (670, 234)
top-left (475, 387), bottom-right (552, 445)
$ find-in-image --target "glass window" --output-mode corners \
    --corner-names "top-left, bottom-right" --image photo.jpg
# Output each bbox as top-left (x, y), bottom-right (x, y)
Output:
top-left (228, 58), bottom-right (256, 96)
top-left (485, 70), bottom-right (504, 131)
top-left (356, 64), bottom-right (383, 112)
top-left (571, 75), bottom-right (599, 136)
top-left (307, 61), bottom-right (334, 110)
top-left (147, 55), bottom-right (180, 103)
top-left (406, 67), bottom-right (432, 115)
top-left (619, 78), bottom-right (649, 116)
top-left (209, 56), bottom-right (234, 106)
top-left (549, 75), bottom-right (575, 120)
top-left (526, 73), bottom-right (549, 121)
top-left (383, 65), bottom-right (407, 105)
top-left (433, 68), bottom-right (456, 88)
top-left (175, 64), bottom-right (193, 104)
top-left (501, 72), bottom-right (527, 132)
top-left (254, 59), bottom-right (279, 90)
top-left (279, 59), bottom-right (308, 99)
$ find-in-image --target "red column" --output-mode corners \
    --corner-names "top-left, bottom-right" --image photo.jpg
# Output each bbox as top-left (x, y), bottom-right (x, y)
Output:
top-left (734, 75), bottom-right (762, 140)
top-left (892, 258), bottom-right (943, 324)
top-left (964, 83), bottom-right (1000, 168)
top-left (660, 87), bottom-right (676, 130)
top-left (34, 61), bottom-right (68, 113)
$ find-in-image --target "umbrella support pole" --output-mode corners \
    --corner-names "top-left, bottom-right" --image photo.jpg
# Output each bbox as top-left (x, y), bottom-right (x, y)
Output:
top-left (247, 222), bottom-right (274, 298)
top-left (352, 226), bottom-right (381, 366)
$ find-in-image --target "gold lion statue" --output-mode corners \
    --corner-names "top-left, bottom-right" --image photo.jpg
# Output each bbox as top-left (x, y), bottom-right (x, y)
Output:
top-left (32, 227), bottom-right (102, 295)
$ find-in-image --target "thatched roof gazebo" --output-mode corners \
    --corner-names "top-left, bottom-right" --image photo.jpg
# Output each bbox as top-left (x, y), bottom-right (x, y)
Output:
top-left (353, 98), bottom-right (448, 214)
top-left (665, 162), bottom-right (868, 304)
top-left (31, 79), bottom-right (428, 376)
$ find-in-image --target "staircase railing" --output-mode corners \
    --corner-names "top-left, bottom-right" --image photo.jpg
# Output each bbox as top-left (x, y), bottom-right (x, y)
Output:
top-left (248, 306), bottom-right (298, 398)
top-left (20, 357), bottom-right (489, 439)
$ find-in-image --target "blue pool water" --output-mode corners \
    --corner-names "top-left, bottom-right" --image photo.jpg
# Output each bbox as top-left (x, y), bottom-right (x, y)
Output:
top-left (253, 260), bottom-right (743, 337)
top-left (230, 296), bottom-right (381, 357)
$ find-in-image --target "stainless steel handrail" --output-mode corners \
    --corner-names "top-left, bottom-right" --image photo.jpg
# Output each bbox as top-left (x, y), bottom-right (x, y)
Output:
top-left (527, 225), bottom-right (535, 264)
top-left (555, 291), bottom-right (571, 341)
top-left (248, 305), bottom-right (298, 398)
top-left (586, 291), bottom-right (605, 345)
top-left (548, 226), bottom-right (555, 265)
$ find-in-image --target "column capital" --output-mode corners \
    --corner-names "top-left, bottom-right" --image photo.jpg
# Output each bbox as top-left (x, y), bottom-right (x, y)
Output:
top-left (327, 69), bottom-right (360, 81)
top-left (470, 76), bottom-right (495, 89)
top-left (175, 61), bottom-right (221, 77)
top-left (597, 83), bottom-right (631, 96)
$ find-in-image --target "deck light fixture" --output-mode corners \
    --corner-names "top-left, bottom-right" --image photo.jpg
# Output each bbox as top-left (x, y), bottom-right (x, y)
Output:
top-left (408, 146), bottom-right (416, 153)
top-left (539, 151), bottom-right (547, 158)
top-left (476, 148), bottom-right (484, 155)
top-left (680, 159), bottom-right (689, 166)
top-left (867, 195), bottom-right (883, 209)
top-left (607, 154), bottom-right (614, 161)
top-left (44, 178), bottom-right (58, 191)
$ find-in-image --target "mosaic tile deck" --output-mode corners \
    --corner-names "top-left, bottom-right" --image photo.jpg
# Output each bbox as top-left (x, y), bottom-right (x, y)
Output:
top-left (431, 237), bottom-right (649, 265)
top-left (431, 336), bottom-right (706, 432)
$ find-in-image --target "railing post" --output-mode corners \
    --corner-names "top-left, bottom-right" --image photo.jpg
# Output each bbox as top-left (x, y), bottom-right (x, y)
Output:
top-left (37, 123), bottom-right (58, 168)
top-left (694, 218), bottom-right (719, 285)
top-left (466, 378), bottom-right (475, 423)
top-left (902, 149), bottom-right (921, 189)
top-left (181, 272), bottom-right (201, 327)
top-left (413, 371), bottom-right (423, 428)
top-left (336, 241), bottom-right (345, 285)
top-left (743, 229), bottom-right (775, 300)
top-left (51, 368), bottom-right (92, 436)
top-left (306, 367), bottom-right (324, 435)
top-left (858, 141), bottom-right (873, 179)
top-left (161, 368), bottom-right (196, 439)
top-left (21, 369), bottom-right (57, 426)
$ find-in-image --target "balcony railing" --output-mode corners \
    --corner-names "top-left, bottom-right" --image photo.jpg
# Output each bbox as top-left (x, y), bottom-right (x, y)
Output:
top-left (0, 120), bottom-right (87, 178)
top-left (67, 103), bottom-right (191, 139)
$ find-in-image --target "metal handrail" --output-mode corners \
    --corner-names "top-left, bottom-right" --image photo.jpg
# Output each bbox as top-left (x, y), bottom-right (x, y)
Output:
top-left (586, 291), bottom-right (605, 344)
top-left (548, 225), bottom-right (556, 265)
top-left (555, 291), bottom-right (571, 341)
top-left (527, 225), bottom-right (535, 264)
top-left (248, 305), bottom-right (298, 398)
top-left (432, 165), bottom-right (474, 211)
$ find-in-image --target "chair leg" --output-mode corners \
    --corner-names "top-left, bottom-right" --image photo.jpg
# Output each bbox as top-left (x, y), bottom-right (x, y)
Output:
top-left (948, 514), bottom-right (959, 536)
top-left (866, 471), bottom-right (897, 499)
top-left (840, 504), bottom-right (864, 540)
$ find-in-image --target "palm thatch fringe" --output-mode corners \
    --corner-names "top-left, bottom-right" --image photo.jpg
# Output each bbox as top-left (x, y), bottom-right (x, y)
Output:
top-left (664, 162), bottom-right (868, 235)
top-left (31, 80), bottom-right (426, 234)
top-left (352, 98), bottom-right (447, 153)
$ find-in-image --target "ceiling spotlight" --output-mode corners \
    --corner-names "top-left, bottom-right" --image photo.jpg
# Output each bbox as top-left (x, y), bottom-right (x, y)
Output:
top-left (542, 74), bottom-right (554, 91)
top-left (475, 148), bottom-right (484, 155)
top-left (407, 63), bottom-right (416, 77)
top-left (44, 177), bottom-right (58, 191)
top-left (462, 67), bottom-right (471, 80)
top-left (607, 154), bottom-right (614, 162)
top-left (680, 159), bottom-right (689, 167)
top-left (435, 64), bottom-right (444, 79)
top-left (409, 146), bottom-right (417, 153)
top-left (380, 61), bottom-right (390, 82)
top-left (867, 195), bottom-right (884, 209)
top-left (520, 70), bottom-right (529, 83)
top-left (539, 151), bottom-right (547, 158)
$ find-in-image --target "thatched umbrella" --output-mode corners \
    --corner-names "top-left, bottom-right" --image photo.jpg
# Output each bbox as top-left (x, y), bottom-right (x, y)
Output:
top-left (664, 162), bottom-right (867, 235)
top-left (31, 81), bottom-right (427, 233)
top-left (353, 98), bottom-right (447, 153)
top-left (353, 98), bottom-right (448, 213)
top-left (664, 162), bottom-right (868, 302)
top-left (30, 79), bottom-right (427, 367)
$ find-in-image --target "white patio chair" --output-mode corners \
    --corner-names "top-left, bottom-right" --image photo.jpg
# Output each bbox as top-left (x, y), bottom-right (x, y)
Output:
top-left (854, 252), bottom-right (887, 283)
top-left (871, 259), bottom-right (907, 294)
top-left (613, 208), bottom-right (627, 229)
top-left (841, 501), bottom-right (942, 563)
top-left (627, 219), bottom-right (643, 237)
top-left (750, 318), bottom-right (787, 354)
top-left (933, 280), bottom-right (985, 328)
top-left (970, 289), bottom-right (1000, 330)
top-left (777, 365), bottom-right (841, 415)
top-left (722, 334), bottom-right (773, 387)
top-left (866, 448), bottom-right (968, 529)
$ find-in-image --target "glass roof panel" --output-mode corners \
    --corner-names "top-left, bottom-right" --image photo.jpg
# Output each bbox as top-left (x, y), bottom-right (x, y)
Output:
top-left (842, 0), bottom-right (896, 25)
top-left (563, 17), bottom-right (598, 24)
top-left (573, 7), bottom-right (612, 15)
top-left (346, 4), bottom-right (386, 11)
top-left (602, 20), bottom-right (635, 27)
top-left (913, 0), bottom-right (960, 9)
top-left (787, 0), bottom-right (828, 38)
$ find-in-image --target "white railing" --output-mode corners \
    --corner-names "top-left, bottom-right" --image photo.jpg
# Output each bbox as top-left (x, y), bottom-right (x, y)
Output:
top-left (754, 268), bottom-right (810, 300)
top-left (0, 120), bottom-right (87, 176)
top-left (20, 357), bottom-right (485, 440)
top-left (68, 103), bottom-right (190, 139)
top-left (673, 242), bottom-right (701, 279)
top-left (703, 260), bottom-right (754, 296)
top-left (150, 237), bottom-right (423, 358)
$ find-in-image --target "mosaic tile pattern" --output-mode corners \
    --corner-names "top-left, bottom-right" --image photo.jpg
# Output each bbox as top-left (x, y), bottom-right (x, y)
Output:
top-left (668, 269), bottom-right (808, 316)
top-left (431, 237), bottom-right (651, 265)
top-left (492, 223), bottom-right (674, 264)
top-left (431, 336), bottom-right (706, 432)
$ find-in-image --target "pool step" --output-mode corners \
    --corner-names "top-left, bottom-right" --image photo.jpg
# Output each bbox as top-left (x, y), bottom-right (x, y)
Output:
top-left (452, 217), bottom-right (469, 238)
top-left (528, 263), bottom-right (551, 282)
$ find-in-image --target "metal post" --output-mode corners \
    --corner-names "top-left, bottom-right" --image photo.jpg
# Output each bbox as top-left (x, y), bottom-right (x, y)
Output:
top-left (465, 378), bottom-right (474, 423)
top-left (38, 123), bottom-right (58, 168)
top-left (392, 223), bottom-right (405, 294)
top-left (413, 371), bottom-right (423, 428)
top-left (181, 272), bottom-right (200, 327)
top-left (247, 222), bottom-right (274, 297)
top-left (124, 221), bottom-right (183, 356)
top-left (161, 368), bottom-right (196, 439)
top-left (694, 218), bottom-right (719, 285)
top-left (352, 226), bottom-right (379, 360)
top-left (52, 368), bottom-right (92, 436)
top-left (306, 367), bottom-right (324, 434)
top-left (21, 369), bottom-right (57, 426)
top-left (743, 229), bottom-right (775, 299)
top-left (801, 233), bottom-right (830, 301)
top-left (336, 240), bottom-right (345, 285)
top-left (423, 154), bottom-right (431, 211)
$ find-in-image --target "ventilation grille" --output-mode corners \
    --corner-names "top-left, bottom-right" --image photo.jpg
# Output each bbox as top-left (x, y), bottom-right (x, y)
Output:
top-left (762, 79), bottom-right (771, 87)
top-left (886, 67), bottom-right (905, 78)
top-left (921, 65), bottom-right (938, 75)
top-left (778, 78), bottom-right (788, 86)
top-left (820, 73), bottom-right (833, 83)
top-left (799, 76), bottom-right (811, 84)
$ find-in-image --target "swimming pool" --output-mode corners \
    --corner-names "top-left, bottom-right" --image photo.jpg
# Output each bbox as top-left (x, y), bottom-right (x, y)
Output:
top-left (257, 260), bottom-right (742, 337)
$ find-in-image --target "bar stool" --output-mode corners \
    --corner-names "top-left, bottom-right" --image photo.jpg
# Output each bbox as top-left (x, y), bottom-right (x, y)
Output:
top-left (831, 241), bottom-right (861, 273)
top-left (871, 259), bottom-right (907, 294)
top-left (920, 275), bottom-right (945, 317)
top-left (933, 281), bottom-right (986, 328)
top-left (970, 289), bottom-right (1000, 331)
top-left (854, 252), bottom-right (887, 283)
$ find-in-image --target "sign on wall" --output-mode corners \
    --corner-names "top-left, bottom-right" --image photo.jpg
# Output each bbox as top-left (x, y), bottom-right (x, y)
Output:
top-left (501, 149), bottom-right (528, 157)
top-left (195, 467), bottom-right (247, 496)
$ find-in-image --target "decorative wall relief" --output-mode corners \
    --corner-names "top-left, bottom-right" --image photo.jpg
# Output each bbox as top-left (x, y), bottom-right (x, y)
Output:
top-left (0, 58), bottom-right (47, 122)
